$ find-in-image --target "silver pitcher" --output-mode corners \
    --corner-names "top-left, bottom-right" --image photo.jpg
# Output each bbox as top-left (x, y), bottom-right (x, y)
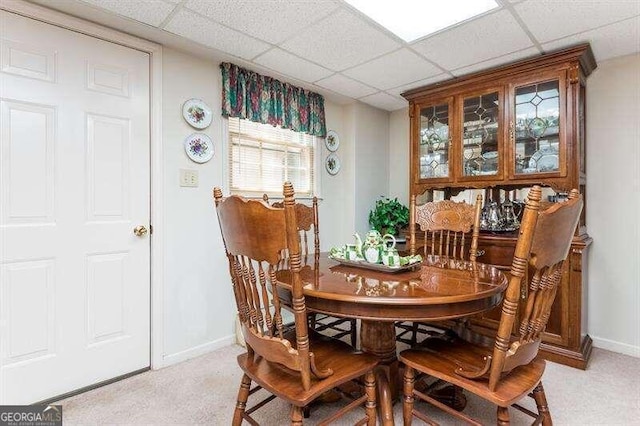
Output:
top-left (502, 200), bottom-right (522, 228)
top-left (481, 201), bottom-right (504, 230)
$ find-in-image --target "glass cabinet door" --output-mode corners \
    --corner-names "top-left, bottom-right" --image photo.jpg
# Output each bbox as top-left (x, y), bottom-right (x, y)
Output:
top-left (512, 79), bottom-right (562, 175)
top-left (419, 102), bottom-right (450, 179)
top-left (461, 91), bottom-right (500, 178)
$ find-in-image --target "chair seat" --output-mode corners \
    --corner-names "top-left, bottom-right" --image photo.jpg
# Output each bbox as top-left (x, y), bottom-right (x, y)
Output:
top-left (238, 331), bottom-right (378, 406)
top-left (399, 337), bottom-right (546, 407)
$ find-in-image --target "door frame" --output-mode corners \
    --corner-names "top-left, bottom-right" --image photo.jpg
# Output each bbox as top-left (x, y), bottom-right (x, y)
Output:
top-left (0, 1), bottom-right (166, 370)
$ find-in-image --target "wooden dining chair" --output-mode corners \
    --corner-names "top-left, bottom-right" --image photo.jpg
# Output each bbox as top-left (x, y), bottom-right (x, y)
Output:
top-left (409, 194), bottom-right (483, 261)
top-left (264, 194), bottom-right (358, 348)
top-left (400, 186), bottom-right (583, 425)
top-left (396, 194), bottom-right (483, 347)
top-left (265, 194), bottom-right (320, 264)
top-left (215, 183), bottom-right (377, 426)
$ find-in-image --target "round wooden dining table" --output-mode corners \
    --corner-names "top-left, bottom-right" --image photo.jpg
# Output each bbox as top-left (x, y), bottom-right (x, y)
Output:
top-left (276, 253), bottom-right (508, 426)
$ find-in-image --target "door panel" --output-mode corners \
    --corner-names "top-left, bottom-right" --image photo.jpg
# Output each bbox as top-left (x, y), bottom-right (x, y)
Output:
top-left (0, 11), bottom-right (150, 404)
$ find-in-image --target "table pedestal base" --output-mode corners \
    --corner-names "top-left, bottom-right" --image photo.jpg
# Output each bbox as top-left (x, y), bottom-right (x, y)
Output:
top-left (361, 320), bottom-right (398, 426)
top-left (360, 320), bottom-right (469, 425)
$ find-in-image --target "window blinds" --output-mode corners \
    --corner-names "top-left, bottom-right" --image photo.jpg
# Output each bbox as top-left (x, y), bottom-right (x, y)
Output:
top-left (228, 117), bottom-right (315, 197)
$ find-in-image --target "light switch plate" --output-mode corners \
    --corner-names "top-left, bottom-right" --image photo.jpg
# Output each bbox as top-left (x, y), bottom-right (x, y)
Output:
top-left (180, 169), bottom-right (199, 187)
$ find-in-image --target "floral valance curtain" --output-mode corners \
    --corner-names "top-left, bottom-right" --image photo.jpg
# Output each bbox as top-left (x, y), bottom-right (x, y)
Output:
top-left (220, 62), bottom-right (326, 137)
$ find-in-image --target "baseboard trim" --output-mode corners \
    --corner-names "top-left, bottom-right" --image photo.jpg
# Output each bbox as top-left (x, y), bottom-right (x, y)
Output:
top-left (160, 335), bottom-right (235, 367)
top-left (591, 336), bottom-right (640, 358)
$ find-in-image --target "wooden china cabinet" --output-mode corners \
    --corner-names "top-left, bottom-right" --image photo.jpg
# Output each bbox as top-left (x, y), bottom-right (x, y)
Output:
top-left (401, 44), bottom-right (596, 369)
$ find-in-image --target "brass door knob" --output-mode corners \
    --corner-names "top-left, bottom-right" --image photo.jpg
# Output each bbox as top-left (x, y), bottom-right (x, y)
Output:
top-left (133, 225), bottom-right (148, 237)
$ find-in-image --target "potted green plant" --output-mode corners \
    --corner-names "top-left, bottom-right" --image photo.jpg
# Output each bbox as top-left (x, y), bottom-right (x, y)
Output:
top-left (368, 197), bottom-right (409, 237)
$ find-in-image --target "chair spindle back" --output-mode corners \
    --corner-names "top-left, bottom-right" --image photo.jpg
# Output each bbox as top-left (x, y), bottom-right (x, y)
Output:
top-left (410, 195), bottom-right (482, 262)
top-left (214, 183), bottom-right (326, 391)
top-left (270, 197), bottom-right (320, 264)
top-left (487, 186), bottom-right (583, 390)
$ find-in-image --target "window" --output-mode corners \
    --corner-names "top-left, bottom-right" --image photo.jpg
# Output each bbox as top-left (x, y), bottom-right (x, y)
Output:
top-left (228, 117), bottom-right (316, 198)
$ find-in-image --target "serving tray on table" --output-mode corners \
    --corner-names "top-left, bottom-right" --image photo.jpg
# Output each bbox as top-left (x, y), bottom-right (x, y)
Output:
top-left (328, 257), bottom-right (422, 273)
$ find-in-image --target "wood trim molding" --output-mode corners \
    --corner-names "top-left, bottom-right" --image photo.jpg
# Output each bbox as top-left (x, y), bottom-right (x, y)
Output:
top-left (1, 0), bottom-right (167, 369)
top-left (568, 64), bottom-right (580, 84)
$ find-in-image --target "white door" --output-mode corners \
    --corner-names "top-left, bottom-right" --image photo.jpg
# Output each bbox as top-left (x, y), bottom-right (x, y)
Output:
top-left (0, 11), bottom-right (150, 404)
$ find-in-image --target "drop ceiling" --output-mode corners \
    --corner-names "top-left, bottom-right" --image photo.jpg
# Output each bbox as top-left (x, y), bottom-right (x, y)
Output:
top-left (25, 0), bottom-right (640, 111)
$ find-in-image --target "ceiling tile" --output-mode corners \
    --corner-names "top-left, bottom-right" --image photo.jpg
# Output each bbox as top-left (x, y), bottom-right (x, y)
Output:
top-left (516, 0), bottom-right (640, 43)
top-left (412, 10), bottom-right (533, 71)
top-left (48, 0), bottom-right (640, 110)
top-left (79, 0), bottom-right (176, 27)
top-left (343, 49), bottom-right (441, 90)
top-left (541, 16), bottom-right (640, 63)
top-left (386, 74), bottom-right (451, 97)
top-left (281, 8), bottom-right (401, 71)
top-left (451, 47), bottom-right (540, 76)
top-left (359, 92), bottom-right (407, 112)
top-left (164, 9), bottom-right (270, 60)
top-left (254, 48), bottom-right (334, 82)
top-left (315, 74), bottom-right (377, 99)
top-left (184, 0), bottom-right (338, 45)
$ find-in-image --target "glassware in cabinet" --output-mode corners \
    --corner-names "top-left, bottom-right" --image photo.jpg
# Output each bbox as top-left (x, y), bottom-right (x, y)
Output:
top-left (511, 79), bottom-right (563, 176)
top-left (418, 102), bottom-right (451, 179)
top-left (461, 90), bottom-right (501, 178)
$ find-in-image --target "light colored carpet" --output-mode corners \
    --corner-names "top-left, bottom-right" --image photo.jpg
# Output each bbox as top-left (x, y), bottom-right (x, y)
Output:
top-left (56, 345), bottom-right (640, 425)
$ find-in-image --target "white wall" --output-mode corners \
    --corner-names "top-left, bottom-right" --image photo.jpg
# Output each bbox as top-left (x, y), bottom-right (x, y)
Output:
top-left (318, 102), bottom-right (355, 250)
top-left (353, 103), bottom-right (391, 235)
top-left (319, 101), bottom-right (392, 248)
top-left (386, 55), bottom-right (640, 357)
top-left (159, 48), bottom-right (390, 362)
top-left (585, 53), bottom-right (640, 357)
top-left (160, 48), bottom-right (235, 364)
top-left (389, 108), bottom-right (410, 204)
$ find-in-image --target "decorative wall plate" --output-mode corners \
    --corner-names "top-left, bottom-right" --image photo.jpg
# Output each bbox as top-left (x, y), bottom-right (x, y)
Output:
top-left (325, 153), bottom-right (341, 175)
top-left (325, 130), bottom-right (340, 152)
top-left (182, 98), bottom-right (212, 129)
top-left (184, 133), bottom-right (214, 163)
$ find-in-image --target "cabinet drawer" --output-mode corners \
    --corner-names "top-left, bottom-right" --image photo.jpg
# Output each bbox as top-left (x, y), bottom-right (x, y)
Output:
top-left (476, 244), bottom-right (515, 267)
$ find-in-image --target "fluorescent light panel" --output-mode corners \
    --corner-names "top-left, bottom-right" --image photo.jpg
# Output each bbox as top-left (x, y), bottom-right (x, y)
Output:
top-left (345, 0), bottom-right (499, 42)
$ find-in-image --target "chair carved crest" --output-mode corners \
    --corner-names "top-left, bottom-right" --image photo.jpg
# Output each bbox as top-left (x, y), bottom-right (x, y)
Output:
top-left (415, 199), bottom-right (476, 233)
top-left (410, 195), bottom-right (482, 262)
